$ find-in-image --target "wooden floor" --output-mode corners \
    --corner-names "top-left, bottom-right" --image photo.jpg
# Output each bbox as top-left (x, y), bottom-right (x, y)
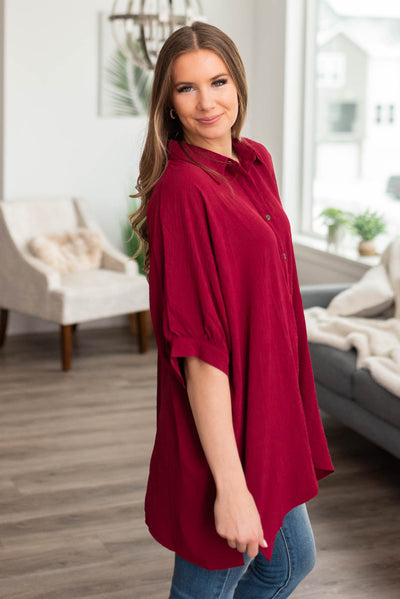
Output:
top-left (0, 326), bottom-right (399, 598)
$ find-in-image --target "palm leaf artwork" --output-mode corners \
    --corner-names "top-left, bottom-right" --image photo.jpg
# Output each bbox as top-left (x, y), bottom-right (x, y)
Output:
top-left (105, 49), bottom-right (153, 116)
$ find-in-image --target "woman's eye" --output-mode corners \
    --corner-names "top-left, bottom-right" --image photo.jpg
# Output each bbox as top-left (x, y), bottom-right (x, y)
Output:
top-left (177, 85), bottom-right (193, 93)
top-left (176, 79), bottom-right (227, 93)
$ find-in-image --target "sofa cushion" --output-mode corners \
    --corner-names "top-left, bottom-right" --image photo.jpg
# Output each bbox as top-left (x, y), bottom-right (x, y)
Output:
top-left (352, 368), bottom-right (400, 429)
top-left (326, 264), bottom-right (394, 318)
top-left (309, 342), bottom-right (357, 399)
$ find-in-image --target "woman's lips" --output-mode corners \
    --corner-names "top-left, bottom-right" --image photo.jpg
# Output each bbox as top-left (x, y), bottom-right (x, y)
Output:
top-left (196, 114), bottom-right (223, 125)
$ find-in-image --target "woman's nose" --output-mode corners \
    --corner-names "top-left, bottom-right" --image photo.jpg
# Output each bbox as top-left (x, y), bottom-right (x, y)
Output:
top-left (197, 88), bottom-right (216, 111)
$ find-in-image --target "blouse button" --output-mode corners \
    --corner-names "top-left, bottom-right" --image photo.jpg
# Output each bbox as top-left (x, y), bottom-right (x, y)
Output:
top-left (265, 214), bottom-right (272, 221)
top-left (283, 253), bottom-right (287, 259)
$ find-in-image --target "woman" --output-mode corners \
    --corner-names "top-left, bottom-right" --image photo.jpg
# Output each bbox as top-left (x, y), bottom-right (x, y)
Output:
top-left (130, 21), bottom-right (334, 599)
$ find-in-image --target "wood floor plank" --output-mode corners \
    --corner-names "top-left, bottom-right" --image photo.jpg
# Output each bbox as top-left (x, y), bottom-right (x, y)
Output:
top-left (0, 327), bottom-right (399, 598)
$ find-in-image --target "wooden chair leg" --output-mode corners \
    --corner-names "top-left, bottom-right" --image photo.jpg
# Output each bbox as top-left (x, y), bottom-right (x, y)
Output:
top-left (60, 325), bottom-right (72, 371)
top-left (0, 309), bottom-right (8, 347)
top-left (128, 313), bottom-right (136, 336)
top-left (136, 311), bottom-right (148, 353)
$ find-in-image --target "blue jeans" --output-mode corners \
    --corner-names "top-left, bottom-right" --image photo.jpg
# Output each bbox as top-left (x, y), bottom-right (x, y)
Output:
top-left (169, 503), bottom-right (316, 599)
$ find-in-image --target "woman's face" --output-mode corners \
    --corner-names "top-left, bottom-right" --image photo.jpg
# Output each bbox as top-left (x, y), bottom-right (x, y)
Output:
top-left (171, 49), bottom-right (239, 153)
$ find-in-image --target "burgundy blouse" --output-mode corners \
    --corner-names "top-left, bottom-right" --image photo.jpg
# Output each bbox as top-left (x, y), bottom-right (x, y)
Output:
top-left (145, 137), bottom-right (334, 570)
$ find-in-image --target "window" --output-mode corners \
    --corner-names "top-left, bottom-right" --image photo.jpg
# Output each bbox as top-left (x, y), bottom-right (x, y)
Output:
top-left (328, 102), bottom-right (357, 134)
top-left (304, 0), bottom-right (400, 243)
top-left (317, 52), bottom-right (346, 87)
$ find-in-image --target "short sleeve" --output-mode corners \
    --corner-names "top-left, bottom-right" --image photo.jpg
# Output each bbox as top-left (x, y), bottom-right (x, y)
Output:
top-left (148, 176), bottom-right (231, 388)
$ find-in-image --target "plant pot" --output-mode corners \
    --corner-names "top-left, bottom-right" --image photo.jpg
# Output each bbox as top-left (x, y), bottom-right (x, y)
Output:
top-left (358, 240), bottom-right (376, 256)
top-left (327, 224), bottom-right (345, 251)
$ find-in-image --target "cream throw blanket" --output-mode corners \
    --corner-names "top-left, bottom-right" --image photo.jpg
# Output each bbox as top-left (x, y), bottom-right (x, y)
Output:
top-left (304, 237), bottom-right (400, 397)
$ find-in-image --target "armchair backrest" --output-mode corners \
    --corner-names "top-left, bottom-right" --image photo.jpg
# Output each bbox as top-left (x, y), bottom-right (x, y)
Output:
top-left (0, 198), bottom-right (83, 251)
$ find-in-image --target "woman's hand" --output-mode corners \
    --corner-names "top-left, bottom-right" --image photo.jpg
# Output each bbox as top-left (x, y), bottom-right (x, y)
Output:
top-left (214, 485), bottom-right (267, 558)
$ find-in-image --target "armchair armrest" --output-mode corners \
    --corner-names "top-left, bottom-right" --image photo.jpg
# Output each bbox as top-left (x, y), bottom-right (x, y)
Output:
top-left (101, 241), bottom-right (139, 275)
top-left (300, 283), bottom-right (352, 309)
top-left (0, 237), bottom-right (61, 314)
top-left (23, 254), bottom-right (62, 288)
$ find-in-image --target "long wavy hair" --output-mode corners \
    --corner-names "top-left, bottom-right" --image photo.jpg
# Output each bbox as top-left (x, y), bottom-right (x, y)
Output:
top-left (129, 21), bottom-right (248, 275)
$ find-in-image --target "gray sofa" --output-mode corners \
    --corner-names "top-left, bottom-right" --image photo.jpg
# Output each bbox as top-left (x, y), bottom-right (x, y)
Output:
top-left (301, 284), bottom-right (400, 459)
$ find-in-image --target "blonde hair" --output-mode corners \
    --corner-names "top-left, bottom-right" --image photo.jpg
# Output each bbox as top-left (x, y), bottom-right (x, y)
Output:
top-left (129, 21), bottom-right (248, 275)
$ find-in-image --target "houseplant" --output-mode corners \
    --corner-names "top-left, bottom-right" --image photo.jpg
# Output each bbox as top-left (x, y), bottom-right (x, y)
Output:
top-left (319, 208), bottom-right (351, 250)
top-left (350, 209), bottom-right (387, 256)
top-left (122, 216), bottom-right (145, 275)
top-left (120, 196), bottom-right (146, 274)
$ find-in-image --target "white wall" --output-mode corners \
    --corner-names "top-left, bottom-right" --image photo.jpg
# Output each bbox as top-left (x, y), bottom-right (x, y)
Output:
top-left (203, 0), bottom-right (256, 136)
top-left (251, 0), bottom-right (287, 189)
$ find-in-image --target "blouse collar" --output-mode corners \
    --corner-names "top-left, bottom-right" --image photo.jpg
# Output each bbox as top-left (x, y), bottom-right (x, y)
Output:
top-left (167, 138), bottom-right (263, 177)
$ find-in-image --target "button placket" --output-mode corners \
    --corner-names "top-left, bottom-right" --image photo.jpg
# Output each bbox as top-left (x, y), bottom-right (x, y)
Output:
top-left (263, 211), bottom-right (286, 258)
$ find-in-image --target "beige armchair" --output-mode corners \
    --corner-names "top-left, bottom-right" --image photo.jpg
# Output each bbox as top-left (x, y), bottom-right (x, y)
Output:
top-left (0, 197), bottom-right (149, 370)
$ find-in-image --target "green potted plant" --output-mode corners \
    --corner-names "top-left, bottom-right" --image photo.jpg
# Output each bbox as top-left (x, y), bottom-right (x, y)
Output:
top-left (122, 219), bottom-right (145, 274)
top-left (319, 208), bottom-right (351, 250)
top-left (350, 209), bottom-right (387, 256)
top-left (121, 199), bottom-right (146, 274)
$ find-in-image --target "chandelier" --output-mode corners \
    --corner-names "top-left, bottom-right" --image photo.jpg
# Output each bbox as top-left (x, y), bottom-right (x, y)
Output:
top-left (109, 1), bottom-right (206, 70)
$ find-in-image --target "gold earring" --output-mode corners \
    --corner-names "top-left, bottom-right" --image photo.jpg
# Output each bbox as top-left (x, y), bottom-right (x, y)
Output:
top-left (170, 108), bottom-right (176, 120)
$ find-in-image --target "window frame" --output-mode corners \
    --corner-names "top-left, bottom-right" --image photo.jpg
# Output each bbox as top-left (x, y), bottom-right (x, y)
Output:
top-left (301, 0), bottom-right (319, 235)
top-left (282, 0), bottom-right (320, 239)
